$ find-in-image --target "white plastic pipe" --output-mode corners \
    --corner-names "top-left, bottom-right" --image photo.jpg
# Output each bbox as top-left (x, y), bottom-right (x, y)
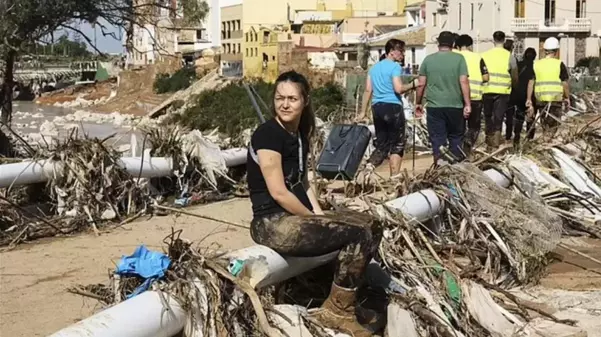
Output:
top-left (0, 149), bottom-right (248, 189)
top-left (48, 291), bottom-right (186, 337)
top-left (225, 245), bottom-right (340, 289)
top-left (382, 168), bottom-right (510, 223)
top-left (48, 167), bottom-right (511, 337)
top-left (384, 189), bottom-right (442, 224)
top-left (48, 248), bottom-right (340, 337)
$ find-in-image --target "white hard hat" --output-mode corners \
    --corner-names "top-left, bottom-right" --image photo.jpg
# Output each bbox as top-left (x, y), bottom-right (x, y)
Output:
top-left (543, 37), bottom-right (560, 50)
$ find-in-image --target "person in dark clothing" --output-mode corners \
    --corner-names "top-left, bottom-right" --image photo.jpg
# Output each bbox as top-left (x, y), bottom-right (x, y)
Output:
top-left (503, 39), bottom-right (514, 52)
top-left (248, 70), bottom-right (382, 337)
top-left (503, 38), bottom-right (517, 141)
top-left (511, 48), bottom-right (537, 147)
top-left (452, 33), bottom-right (460, 50)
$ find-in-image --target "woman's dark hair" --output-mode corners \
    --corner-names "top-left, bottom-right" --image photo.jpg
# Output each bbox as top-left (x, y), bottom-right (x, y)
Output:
top-left (523, 47), bottom-right (537, 62)
top-left (384, 38), bottom-right (405, 55)
top-left (273, 70), bottom-right (316, 141)
top-left (503, 39), bottom-right (514, 52)
top-left (379, 53), bottom-right (387, 61)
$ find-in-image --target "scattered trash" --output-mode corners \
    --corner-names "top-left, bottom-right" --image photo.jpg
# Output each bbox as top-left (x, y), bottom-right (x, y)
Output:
top-left (115, 245), bottom-right (171, 298)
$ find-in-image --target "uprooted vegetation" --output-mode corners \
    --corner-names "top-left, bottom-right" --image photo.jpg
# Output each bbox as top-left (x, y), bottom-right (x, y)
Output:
top-left (0, 126), bottom-right (243, 247)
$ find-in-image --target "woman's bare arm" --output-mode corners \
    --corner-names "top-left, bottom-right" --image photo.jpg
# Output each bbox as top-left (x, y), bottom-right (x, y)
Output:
top-left (257, 149), bottom-right (314, 216)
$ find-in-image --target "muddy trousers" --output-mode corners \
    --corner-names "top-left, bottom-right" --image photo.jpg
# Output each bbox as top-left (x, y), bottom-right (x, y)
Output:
top-left (504, 105), bottom-right (515, 140)
top-left (512, 107), bottom-right (536, 145)
top-left (538, 103), bottom-right (563, 136)
top-left (463, 101), bottom-right (483, 154)
top-left (250, 211), bottom-right (382, 288)
top-left (482, 94), bottom-right (510, 147)
top-left (368, 102), bottom-right (406, 167)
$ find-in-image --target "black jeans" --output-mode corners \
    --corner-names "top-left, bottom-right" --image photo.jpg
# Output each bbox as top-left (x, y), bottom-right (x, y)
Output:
top-left (426, 107), bottom-right (465, 161)
top-left (539, 103), bottom-right (563, 133)
top-left (505, 105), bottom-right (515, 140)
top-left (251, 210), bottom-right (382, 288)
top-left (512, 106), bottom-right (535, 145)
top-left (369, 102), bottom-right (406, 166)
top-left (483, 94), bottom-right (510, 135)
top-left (464, 101), bottom-right (483, 152)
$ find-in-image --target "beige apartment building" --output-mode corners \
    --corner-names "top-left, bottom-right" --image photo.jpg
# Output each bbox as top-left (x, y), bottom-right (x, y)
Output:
top-left (423, 0), bottom-right (600, 66)
top-left (220, 1), bottom-right (243, 77)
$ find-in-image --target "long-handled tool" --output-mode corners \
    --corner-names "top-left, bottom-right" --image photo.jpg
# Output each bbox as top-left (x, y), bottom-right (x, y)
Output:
top-left (412, 91), bottom-right (417, 175)
top-left (243, 82), bottom-right (265, 123)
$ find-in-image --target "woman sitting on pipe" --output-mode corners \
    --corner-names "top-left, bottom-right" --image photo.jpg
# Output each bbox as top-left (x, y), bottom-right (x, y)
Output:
top-left (247, 70), bottom-right (382, 337)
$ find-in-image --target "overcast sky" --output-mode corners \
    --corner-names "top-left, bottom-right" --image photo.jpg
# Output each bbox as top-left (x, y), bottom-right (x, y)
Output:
top-left (77, 21), bottom-right (124, 54)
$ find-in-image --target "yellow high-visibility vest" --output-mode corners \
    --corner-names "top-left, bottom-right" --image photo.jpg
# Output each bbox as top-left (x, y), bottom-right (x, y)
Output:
top-left (481, 47), bottom-right (511, 94)
top-left (534, 57), bottom-right (563, 102)
top-left (459, 50), bottom-right (484, 101)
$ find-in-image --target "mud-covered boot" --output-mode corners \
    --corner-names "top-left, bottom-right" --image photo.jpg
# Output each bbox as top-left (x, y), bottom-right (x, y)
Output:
top-left (310, 283), bottom-right (374, 337)
top-left (493, 131), bottom-right (502, 149)
top-left (485, 133), bottom-right (494, 153)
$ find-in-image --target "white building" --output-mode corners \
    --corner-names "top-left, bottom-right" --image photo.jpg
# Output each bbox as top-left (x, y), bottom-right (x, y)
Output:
top-left (176, 0), bottom-right (221, 56)
top-left (423, 0), bottom-right (600, 66)
top-left (124, 0), bottom-right (222, 67)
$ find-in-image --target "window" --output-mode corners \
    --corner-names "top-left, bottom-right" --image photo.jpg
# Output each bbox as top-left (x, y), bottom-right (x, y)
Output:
top-left (246, 48), bottom-right (249, 56)
top-left (544, 0), bottom-right (556, 25)
top-left (263, 31), bottom-right (270, 44)
top-left (432, 13), bottom-right (437, 27)
top-left (254, 48), bottom-right (258, 56)
top-left (236, 20), bottom-right (241, 30)
top-left (238, 44), bottom-right (241, 54)
top-left (470, 4), bottom-right (474, 30)
top-left (196, 29), bottom-right (206, 41)
top-left (576, 0), bottom-right (586, 18)
top-left (245, 32), bottom-right (248, 42)
top-left (514, 0), bottom-right (525, 18)
top-left (458, 3), bottom-right (462, 30)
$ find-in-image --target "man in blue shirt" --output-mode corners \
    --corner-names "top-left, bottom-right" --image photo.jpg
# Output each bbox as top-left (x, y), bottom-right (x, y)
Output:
top-left (358, 39), bottom-right (418, 177)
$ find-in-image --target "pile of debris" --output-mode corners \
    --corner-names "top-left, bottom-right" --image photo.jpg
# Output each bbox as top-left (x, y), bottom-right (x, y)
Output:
top-left (60, 115), bottom-right (601, 336)
top-left (0, 124), bottom-right (245, 247)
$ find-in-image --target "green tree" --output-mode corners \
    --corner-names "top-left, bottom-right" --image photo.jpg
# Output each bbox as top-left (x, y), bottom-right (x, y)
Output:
top-left (0, 0), bottom-right (208, 126)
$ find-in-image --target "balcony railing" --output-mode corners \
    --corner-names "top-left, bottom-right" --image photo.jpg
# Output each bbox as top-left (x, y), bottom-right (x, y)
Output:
top-left (511, 18), bottom-right (591, 33)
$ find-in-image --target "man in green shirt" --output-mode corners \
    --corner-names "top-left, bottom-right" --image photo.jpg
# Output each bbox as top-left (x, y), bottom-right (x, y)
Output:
top-left (416, 31), bottom-right (471, 162)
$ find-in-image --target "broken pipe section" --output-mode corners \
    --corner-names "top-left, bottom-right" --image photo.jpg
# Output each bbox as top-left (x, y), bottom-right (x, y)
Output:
top-left (0, 148), bottom-right (247, 189)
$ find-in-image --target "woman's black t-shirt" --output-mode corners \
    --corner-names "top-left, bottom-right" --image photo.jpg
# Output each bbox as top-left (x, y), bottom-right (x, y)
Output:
top-left (247, 118), bottom-right (313, 218)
